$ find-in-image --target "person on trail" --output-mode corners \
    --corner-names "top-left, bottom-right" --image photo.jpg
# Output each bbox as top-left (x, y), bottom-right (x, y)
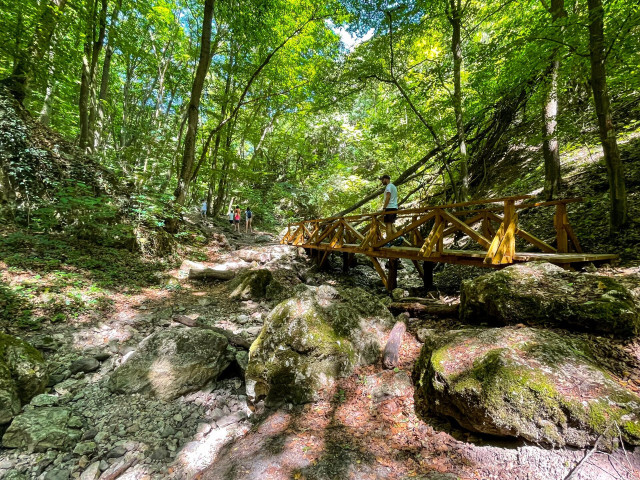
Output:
top-left (245, 207), bottom-right (253, 233)
top-left (228, 209), bottom-right (234, 225)
top-left (380, 174), bottom-right (399, 242)
top-left (200, 199), bottom-right (207, 218)
top-left (234, 205), bottom-right (241, 232)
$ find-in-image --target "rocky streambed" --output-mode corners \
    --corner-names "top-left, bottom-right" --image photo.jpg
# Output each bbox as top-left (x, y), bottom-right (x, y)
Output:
top-left (2, 230), bottom-right (640, 480)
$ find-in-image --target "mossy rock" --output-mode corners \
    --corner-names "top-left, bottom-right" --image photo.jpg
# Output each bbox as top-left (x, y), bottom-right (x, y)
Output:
top-left (107, 328), bottom-right (234, 400)
top-left (460, 262), bottom-right (639, 338)
top-left (229, 269), bottom-right (274, 300)
top-left (0, 333), bottom-right (48, 425)
top-left (413, 327), bottom-right (640, 449)
top-left (246, 285), bottom-right (394, 406)
top-left (2, 407), bottom-right (82, 452)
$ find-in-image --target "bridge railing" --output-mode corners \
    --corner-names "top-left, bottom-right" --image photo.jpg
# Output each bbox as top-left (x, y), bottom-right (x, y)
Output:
top-left (281, 195), bottom-right (585, 265)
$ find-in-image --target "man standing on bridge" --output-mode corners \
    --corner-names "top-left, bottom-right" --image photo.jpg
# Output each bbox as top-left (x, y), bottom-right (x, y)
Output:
top-left (380, 174), bottom-right (398, 241)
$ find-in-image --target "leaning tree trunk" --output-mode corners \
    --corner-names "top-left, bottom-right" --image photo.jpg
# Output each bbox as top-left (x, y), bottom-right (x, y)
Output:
top-left (448, 0), bottom-right (469, 201)
top-left (174, 0), bottom-right (216, 205)
top-left (587, 0), bottom-right (627, 230)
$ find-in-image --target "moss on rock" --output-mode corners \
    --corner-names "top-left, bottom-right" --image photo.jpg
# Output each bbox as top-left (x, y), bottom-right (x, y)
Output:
top-left (413, 327), bottom-right (640, 449)
top-left (0, 333), bottom-right (48, 425)
top-left (460, 262), bottom-right (639, 338)
top-left (246, 285), bottom-right (394, 406)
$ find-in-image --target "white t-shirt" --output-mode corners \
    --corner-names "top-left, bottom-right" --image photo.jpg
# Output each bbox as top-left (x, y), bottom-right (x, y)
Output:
top-left (385, 183), bottom-right (398, 209)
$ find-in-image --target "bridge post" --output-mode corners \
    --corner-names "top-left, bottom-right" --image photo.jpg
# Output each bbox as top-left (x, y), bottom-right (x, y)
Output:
top-left (388, 259), bottom-right (398, 291)
top-left (423, 261), bottom-right (434, 289)
top-left (342, 252), bottom-right (350, 273)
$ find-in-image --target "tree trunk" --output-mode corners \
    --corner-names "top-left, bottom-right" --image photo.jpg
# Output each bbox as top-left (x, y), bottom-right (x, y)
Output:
top-left (95, 0), bottom-right (122, 149)
top-left (448, 0), bottom-right (468, 201)
top-left (541, 0), bottom-right (566, 200)
top-left (174, 0), bottom-right (216, 204)
top-left (79, 0), bottom-right (108, 152)
top-left (4, 0), bottom-right (68, 103)
top-left (542, 59), bottom-right (561, 200)
top-left (39, 43), bottom-right (56, 125)
top-left (587, 0), bottom-right (627, 230)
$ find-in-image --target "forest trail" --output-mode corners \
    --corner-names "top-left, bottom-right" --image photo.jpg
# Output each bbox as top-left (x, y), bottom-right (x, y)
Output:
top-left (3, 218), bottom-right (640, 479)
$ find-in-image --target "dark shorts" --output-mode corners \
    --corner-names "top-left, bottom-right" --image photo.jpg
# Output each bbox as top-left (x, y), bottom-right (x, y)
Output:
top-left (384, 208), bottom-right (397, 224)
top-left (234, 219), bottom-right (240, 224)
top-left (229, 220), bottom-right (233, 224)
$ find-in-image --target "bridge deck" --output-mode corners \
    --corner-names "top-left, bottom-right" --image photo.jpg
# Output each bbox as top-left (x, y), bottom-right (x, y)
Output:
top-left (281, 195), bottom-right (618, 290)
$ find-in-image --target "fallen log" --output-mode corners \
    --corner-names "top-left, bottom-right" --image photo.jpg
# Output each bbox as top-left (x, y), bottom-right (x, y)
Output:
top-left (388, 302), bottom-right (459, 317)
top-left (383, 321), bottom-right (406, 369)
top-left (188, 264), bottom-right (236, 281)
top-left (173, 315), bottom-right (252, 349)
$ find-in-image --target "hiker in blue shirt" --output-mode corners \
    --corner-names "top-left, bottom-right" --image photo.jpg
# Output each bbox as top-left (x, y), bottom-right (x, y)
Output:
top-left (380, 175), bottom-right (398, 241)
top-left (200, 199), bottom-right (207, 218)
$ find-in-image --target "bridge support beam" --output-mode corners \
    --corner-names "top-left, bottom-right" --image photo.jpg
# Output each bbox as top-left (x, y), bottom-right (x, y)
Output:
top-left (423, 261), bottom-right (434, 290)
top-left (387, 259), bottom-right (398, 291)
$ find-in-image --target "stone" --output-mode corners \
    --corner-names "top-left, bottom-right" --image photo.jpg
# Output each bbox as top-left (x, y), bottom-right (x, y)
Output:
top-left (107, 328), bottom-right (235, 400)
top-left (44, 469), bottom-right (70, 480)
top-left (413, 327), bottom-right (640, 449)
top-left (460, 262), bottom-right (639, 337)
top-left (0, 333), bottom-right (48, 424)
top-left (246, 285), bottom-right (394, 405)
top-left (228, 269), bottom-right (274, 301)
top-left (79, 462), bottom-right (101, 480)
top-left (69, 358), bottom-right (100, 374)
top-left (150, 446), bottom-right (169, 460)
top-left (106, 446), bottom-right (127, 459)
top-left (391, 288), bottom-right (406, 301)
top-left (235, 350), bottom-right (249, 374)
top-left (73, 441), bottom-right (97, 456)
top-left (2, 407), bottom-right (82, 452)
top-left (30, 394), bottom-right (59, 407)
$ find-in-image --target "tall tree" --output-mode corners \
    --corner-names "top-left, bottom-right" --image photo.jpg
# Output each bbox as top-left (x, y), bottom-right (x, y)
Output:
top-left (174, 0), bottom-right (216, 204)
top-left (587, 0), bottom-right (627, 230)
top-left (447, 0), bottom-right (468, 201)
top-left (79, 0), bottom-right (108, 152)
top-left (541, 0), bottom-right (567, 200)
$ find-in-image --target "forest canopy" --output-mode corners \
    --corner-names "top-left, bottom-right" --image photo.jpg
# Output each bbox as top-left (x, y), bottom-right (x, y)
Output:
top-left (1, 0), bottom-right (638, 229)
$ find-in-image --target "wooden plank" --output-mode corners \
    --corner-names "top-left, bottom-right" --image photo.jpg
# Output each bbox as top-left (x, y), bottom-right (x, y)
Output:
top-left (516, 228), bottom-right (557, 253)
top-left (555, 203), bottom-right (568, 253)
top-left (370, 257), bottom-right (388, 289)
top-left (411, 260), bottom-right (425, 279)
top-left (387, 259), bottom-right (398, 290)
top-left (564, 221), bottom-right (583, 253)
top-left (373, 211), bottom-right (436, 248)
top-left (342, 220), bottom-right (365, 242)
top-left (329, 224), bottom-right (344, 248)
top-left (492, 212), bottom-right (518, 264)
top-left (443, 212), bottom-right (485, 238)
top-left (484, 222), bottom-right (505, 264)
top-left (419, 214), bottom-right (443, 258)
top-left (439, 209), bottom-right (491, 248)
top-left (315, 221), bottom-right (340, 245)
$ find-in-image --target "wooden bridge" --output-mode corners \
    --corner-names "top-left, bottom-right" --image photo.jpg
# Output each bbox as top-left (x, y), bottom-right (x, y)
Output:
top-left (280, 195), bottom-right (618, 291)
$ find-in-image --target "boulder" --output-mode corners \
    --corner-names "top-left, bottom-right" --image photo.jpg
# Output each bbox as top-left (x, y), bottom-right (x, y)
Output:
top-left (229, 269), bottom-right (274, 300)
top-left (413, 327), bottom-right (640, 449)
top-left (107, 328), bottom-right (235, 400)
top-left (2, 407), bottom-right (82, 452)
top-left (246, 285), bottom-right (394, 405)
top-left (0, 333), bottom-right (48, 424)
top-left (460, 262), bottom-right (639, 337)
